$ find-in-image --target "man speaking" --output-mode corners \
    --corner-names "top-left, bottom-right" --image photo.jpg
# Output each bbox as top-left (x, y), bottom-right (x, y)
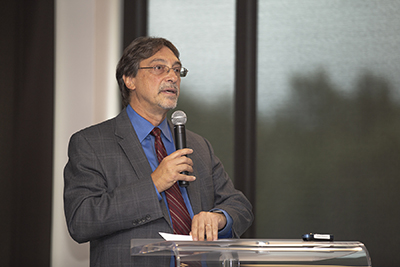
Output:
top-left (63, 36), bottom-right (253, 266)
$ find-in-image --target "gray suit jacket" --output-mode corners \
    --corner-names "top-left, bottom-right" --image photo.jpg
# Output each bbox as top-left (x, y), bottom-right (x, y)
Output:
top-left (64, 108), bottom-right (253, 266)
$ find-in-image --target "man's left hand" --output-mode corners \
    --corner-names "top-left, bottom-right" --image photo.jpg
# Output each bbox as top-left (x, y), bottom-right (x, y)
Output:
top-left (190, 211), bottom-right (227, 241)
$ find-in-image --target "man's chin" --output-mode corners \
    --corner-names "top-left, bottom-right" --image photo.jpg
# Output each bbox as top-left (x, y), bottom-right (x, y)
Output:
top-left (158, 100), bottom-right (178, 110)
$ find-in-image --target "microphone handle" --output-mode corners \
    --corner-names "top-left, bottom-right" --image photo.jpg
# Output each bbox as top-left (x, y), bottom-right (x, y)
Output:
top-left (174, 125), bottom-right (189, 187)
top-left (179, 179), bottom-right (190, 187)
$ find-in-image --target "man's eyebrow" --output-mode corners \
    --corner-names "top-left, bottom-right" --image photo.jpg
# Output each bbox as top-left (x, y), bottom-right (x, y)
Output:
top-left (149, 58), bottom-right (182, 66)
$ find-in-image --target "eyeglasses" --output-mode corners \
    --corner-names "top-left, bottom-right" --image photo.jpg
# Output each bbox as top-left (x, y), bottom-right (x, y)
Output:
top-left (138, 64), bottom-right (189, 77)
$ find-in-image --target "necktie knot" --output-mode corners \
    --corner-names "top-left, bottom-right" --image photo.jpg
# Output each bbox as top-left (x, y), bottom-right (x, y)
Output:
top-left (150, 127), bottom-right (162, 138)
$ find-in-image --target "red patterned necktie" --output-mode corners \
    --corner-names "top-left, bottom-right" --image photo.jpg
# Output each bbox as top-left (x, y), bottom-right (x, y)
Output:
top-left (150, 127), bottom-right (192, 235)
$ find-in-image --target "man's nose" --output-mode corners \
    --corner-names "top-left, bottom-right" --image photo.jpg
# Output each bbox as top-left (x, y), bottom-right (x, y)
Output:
top-left (165, 68), bottom-right (179, 81)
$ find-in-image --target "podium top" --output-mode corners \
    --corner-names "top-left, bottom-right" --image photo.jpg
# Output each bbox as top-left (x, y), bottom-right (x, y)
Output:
top-left (131, 238), bottom-right (371, 266)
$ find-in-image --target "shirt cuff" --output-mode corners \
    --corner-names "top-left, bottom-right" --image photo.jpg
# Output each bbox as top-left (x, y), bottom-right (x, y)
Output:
top-left (210, 209), bottom-right (233, 238)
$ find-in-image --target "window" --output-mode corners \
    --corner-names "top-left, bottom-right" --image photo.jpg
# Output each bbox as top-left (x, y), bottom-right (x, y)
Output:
top-left (256, 2), bottom-right (400, 265)
top-left (149, 0), bottom-right (236, 178)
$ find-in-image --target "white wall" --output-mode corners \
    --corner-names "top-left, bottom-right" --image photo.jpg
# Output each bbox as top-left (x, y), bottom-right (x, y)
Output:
top-left (52, 0), bottom-right (122, 266)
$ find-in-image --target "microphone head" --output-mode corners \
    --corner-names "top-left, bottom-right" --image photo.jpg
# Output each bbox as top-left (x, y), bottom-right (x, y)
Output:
top-left (171, 110), bottom-right (187, 125)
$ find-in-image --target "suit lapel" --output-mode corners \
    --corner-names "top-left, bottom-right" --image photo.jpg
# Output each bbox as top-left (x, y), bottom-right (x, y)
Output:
top-left (187, 177), bottom-right (202, 214)
top-left (115, 109), bottom-right (172, 229)
top-left (115, 109), bottom-right (152, 179)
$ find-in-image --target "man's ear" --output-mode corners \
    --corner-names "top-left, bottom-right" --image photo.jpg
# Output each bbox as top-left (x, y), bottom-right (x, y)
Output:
top-left (123, 75), bottom-right (136, 90)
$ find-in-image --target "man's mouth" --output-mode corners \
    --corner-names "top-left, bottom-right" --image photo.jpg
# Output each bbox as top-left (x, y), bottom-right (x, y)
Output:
top-left (161, 88), bottom-right (177, 94)
top-left (159, 84), bottom-right (178, 95)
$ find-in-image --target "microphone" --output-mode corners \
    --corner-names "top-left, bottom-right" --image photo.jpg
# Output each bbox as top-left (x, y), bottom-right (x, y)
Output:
top-left (171, 110), bottom-right (189, 187)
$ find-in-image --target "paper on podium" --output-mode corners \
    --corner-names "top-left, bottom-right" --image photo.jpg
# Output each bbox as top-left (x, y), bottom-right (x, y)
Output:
top-left (159, 232), bottom-right (193, 241)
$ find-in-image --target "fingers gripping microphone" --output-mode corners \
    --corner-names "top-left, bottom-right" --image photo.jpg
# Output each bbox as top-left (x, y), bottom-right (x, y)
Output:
top-left (171, 110), bottom-right (189, 187)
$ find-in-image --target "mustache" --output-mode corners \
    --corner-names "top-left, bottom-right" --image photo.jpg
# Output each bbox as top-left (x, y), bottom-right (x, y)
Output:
top-left (159, 83), bottom-right (179, 93)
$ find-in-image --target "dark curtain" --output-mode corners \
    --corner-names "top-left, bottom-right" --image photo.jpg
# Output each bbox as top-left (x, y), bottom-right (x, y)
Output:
top-left (0, 0), bottom-right (54, 266)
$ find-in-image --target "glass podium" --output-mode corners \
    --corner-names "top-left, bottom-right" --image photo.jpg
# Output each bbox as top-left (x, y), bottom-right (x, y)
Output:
top-left (131, 239), bottom-right (371, 266)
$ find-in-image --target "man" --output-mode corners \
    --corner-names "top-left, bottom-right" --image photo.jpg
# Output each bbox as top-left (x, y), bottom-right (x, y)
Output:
top-left (64, 36), bottom-right (253, 266)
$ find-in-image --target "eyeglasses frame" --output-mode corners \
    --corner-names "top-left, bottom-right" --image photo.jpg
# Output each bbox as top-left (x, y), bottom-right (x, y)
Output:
top-left (138, 64), bottom-right (189, 78)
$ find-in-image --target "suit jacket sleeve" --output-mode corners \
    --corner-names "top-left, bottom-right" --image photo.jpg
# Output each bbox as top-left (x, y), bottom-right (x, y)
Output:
top-left (64, 115), bottom-right (169, 243)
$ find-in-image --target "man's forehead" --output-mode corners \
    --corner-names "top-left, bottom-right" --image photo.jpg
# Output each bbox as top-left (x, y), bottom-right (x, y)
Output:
top-left (144, 46), bottom-right (179, 61)
top-left (147, 58), bottom-right (182, 66)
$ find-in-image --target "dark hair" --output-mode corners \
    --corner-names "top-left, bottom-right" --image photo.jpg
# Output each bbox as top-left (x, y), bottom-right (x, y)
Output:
top-left (116, 36), bottom-right (180, 107)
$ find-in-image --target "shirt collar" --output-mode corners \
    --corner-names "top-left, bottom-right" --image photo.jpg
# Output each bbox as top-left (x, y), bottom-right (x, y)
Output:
top-left (126, 104), bottom-right (173, 143)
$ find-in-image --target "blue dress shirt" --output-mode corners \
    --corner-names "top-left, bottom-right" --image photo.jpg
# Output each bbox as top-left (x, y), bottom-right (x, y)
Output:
top-left (126, 105), bottom-right (232, 238)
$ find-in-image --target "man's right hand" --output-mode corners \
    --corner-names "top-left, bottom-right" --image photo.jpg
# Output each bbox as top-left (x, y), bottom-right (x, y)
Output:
top-left (151, 148), bottom-right (196, 192)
